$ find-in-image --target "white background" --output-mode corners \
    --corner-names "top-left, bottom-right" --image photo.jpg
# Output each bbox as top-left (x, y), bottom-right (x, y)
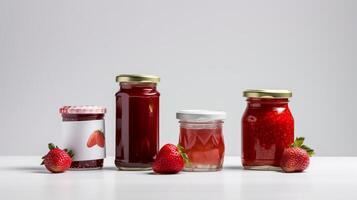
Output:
top-left (0, 0), bottom-right (356, 156)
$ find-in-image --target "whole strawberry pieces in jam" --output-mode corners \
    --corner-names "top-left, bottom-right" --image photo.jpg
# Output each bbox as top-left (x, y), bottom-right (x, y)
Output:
top-left (280, 137), bottom-right (314, 173)
top-left (152, 144), bottom-right (189, 174)
top-left (41, 143), bottom-right (74, 173)
top-left (242, 97), bottom-right (294, 167)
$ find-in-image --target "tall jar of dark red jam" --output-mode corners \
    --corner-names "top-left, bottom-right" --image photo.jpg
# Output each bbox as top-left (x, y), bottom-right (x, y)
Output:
top-left (60, 106), bottom-right (106, 170)
top-left (242, 89), bottom-right (294, 170)
top-left (115, 74), bottom-right (160, 170)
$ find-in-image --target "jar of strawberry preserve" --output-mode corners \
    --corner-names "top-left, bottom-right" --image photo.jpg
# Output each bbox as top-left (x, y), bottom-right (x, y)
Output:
top-left (242, 89), bottom-right (294, 170)
top-left (60, 106), bottom-right (106, 170)
top-left (115, 74), bottom-right (160, 170)
top-left (177, 110), bottom-right (226, 172)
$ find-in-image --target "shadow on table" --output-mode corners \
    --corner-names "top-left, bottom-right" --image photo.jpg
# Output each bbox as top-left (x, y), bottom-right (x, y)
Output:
top-left (1, 166), bottom-right (50, 174)
top-left (103, 166), bottom-right (119, 171)
top-left (145, 172), bottom-right (183, 175)
top-left (102, 167), bottom-right (180, 175)
top-left (106, 165), bottom-right (246, 172)
top-left (223, 166), bottom-right (245, 170)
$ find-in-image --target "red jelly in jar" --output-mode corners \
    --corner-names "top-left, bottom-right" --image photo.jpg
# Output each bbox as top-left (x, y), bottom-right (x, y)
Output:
top-left (115, 74), bottom-right (160, 170)
top-left (177, 110), bottom-right (226, 171)
top-left (60, 106), bottom-right (106, 170)
top-left (242, 90), bottom-right (294, 170)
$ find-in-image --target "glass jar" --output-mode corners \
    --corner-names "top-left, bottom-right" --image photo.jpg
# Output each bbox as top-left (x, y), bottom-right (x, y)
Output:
top-left (115, 74), bottom-right (160, 170)
top-left (60, 106), bottom-right (106, 170)
top-left (242, 89), bottom-right (294, 170)
top-left (177, 110), bottom-right (226, 172)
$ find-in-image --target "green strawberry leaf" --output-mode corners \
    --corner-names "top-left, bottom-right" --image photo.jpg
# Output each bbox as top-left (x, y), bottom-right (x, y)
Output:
top-left (177, 144), bottom-right (190, 166)
top-left (301, 144), bottom-right (315, 157)
top-left (48, 143), bottom-right (56, 150)
top-left (292, 137), bottom-right (305, 147)
top-left (290, 137), bottom-right (315, 157)
top-left (66, 149), bottom-right (75, 158)
top-left (40, 155), bottom-right (46, 165)
top-left (177, 144), bottom-right (184, 152)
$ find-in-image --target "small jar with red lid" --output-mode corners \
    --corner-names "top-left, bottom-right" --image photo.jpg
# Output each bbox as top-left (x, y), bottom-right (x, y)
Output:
top-left (177, 110), bottom-right (226, 172)
top-left (242, 90), bottom-right (294, 170)
top-left (60, 106), bottom-right (106, 170)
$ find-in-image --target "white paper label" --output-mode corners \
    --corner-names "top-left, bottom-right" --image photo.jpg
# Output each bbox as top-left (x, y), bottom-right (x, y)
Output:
top-left (61, 119), bottom-right (106, 161)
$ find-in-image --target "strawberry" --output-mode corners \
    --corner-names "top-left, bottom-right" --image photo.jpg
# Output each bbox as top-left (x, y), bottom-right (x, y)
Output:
top-left (152, 144), bottom-right (189, 174)
top-left (96, 130), bottom-right (105, 148)
top-left (41, 143), bottom-right (74, 173)
top-left (280, 137), bottom-right (314, 173)
top-left (87, 132), bottom-right (97, 148)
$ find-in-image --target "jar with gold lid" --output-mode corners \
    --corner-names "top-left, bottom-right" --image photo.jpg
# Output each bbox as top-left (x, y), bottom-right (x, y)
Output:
top-left (242, 89), bottom-right (294, 170)
top-left (115, 74), bottom-right (160, 170)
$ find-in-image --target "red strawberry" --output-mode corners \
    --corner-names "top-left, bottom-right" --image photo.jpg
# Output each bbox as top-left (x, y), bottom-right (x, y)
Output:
top-left (96, 130), bottom-right (105, 148)
top-left (280, 137), bottom-right (314, 173)
top-left (41, 143), bottom-right (74, 173)
top-left (152, 144), bottom-right (189, 174)
top-left (87, 132), bottom-right (97, 148)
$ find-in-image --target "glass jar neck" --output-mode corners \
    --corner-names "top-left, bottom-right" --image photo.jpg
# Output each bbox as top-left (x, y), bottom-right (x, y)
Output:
top-left (179, 120), bottom-right (224, 129)
top-left (179, 120), bottom-right (224, 124)
top-left (119, 82), bottom-right (157, 90)
top-left (62, 113), bottom-right (104, 121)
top-left (247, 98), bottom-right (289, 107)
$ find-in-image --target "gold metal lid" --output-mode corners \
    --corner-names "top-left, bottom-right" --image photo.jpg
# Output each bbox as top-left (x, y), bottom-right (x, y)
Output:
top-left (243, 89), bottom-right (292, 98)
top-left (115, 74), bottom-right (160, 83)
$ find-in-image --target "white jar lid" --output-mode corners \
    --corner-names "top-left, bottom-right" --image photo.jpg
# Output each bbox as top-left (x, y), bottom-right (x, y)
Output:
top-left (176, 110), bottom-right (227, 121)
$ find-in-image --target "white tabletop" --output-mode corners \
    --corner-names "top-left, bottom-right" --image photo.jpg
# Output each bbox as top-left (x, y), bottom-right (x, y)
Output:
top-left (0, 156), bottom-right (356, 200)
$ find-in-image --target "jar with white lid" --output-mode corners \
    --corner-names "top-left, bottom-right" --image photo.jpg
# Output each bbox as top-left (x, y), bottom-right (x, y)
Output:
top-left (176, 110), bottom-right (226, 172)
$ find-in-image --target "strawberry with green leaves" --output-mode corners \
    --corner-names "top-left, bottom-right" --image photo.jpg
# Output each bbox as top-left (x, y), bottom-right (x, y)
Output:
top-left (152, 144), bottom-right (189, 174)
top-left (280, 137), bottom-right (314, 173)
top-left (41, 143), bottom-right (74, 173)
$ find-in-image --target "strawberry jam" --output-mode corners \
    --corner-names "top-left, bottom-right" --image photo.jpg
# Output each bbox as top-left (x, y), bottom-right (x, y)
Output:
top-left (242, 90), bottom-right (294, 170)
top-left (60, 106), bottom-right (106, 170)
top-left (115, 75), bottom-right (160, 170)
top-left (177, 110), bottom-right (226, 172)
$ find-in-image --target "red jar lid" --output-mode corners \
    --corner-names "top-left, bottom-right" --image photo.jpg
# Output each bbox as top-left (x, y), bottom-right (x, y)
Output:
top-left (59, 106), bottom-right (106, 114)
